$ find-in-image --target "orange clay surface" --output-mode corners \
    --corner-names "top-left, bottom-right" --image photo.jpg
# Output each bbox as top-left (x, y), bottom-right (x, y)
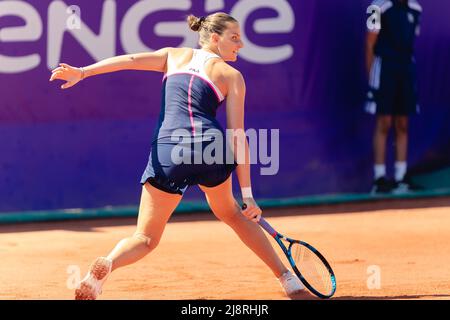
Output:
top-left (0, 197), bottom-right (449, 300)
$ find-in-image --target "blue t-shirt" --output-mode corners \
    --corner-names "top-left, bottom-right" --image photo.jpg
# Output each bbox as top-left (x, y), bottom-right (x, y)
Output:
top-left (369, 0), bottom-right (422, 61)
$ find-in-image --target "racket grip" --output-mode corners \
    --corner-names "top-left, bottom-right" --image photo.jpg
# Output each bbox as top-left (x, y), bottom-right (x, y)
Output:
top-left (257, 218), bottom-right (277, 236)
top-left (241, 204), bottom-right (277, 236)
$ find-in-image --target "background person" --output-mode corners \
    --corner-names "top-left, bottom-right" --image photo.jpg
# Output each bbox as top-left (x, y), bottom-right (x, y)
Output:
top-left (365, 0), bottom-right (423, 193)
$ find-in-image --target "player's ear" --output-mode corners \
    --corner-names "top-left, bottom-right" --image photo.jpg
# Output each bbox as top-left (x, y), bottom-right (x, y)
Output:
top-left (210, 33), bottom-right (220, 45)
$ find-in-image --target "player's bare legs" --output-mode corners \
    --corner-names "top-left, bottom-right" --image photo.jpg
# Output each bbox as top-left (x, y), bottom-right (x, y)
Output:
top-left (199, 176), bottom-right (288, 278)
top-left (107, 182), bottom-right (182, 270)
top-left (75, 182), bottom-right (181, 299)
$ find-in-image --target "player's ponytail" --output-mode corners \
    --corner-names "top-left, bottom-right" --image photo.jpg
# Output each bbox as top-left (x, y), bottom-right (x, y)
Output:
top-left (187, 12), bottom-right (238, 46)
top-left (187, 15), bottom-right (204, 32)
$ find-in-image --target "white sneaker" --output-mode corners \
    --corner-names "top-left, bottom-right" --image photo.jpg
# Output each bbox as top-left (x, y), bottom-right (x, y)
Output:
top-left (75, 257), bottom-right (112, 300)
top-left (278, 270), bottom-right (305, 296)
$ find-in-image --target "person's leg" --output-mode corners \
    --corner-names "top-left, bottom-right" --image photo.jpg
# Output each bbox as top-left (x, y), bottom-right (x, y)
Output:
top-left (371, 115), bottom-right (394, 193)
top-left (107, 182), bottom-right (182, 271)
top-left (373, 115), bottom-right (393, 171)
top-left (394, 116), bottom-right (409, 182)
top-left (199, 176), bottom-right (288, 278)
top-left (373, 115), bottom-right (393, 185)
top-left (75, 182), bottom-right (182, 299)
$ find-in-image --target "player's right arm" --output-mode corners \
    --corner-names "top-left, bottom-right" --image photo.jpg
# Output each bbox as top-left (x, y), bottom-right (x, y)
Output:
top-left (49, 47), bottom-right (171, 89)
top-left (225, 67), bottom-right (262, 222)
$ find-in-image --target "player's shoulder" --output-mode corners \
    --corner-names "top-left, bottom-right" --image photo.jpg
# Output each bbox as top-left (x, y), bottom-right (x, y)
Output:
top-left (221, 64), bottom-right (244, 82)
top-left (165, 47), bottom-right (196, 66)
top-left (370, 0), bottom-right (393, 14)
top-left (407, 0), bottom-right (422, 13)
top-left (167, 47), bottom-right (192, 56)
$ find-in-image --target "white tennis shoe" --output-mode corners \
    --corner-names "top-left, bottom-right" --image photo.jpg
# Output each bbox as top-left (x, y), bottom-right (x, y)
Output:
top-left (75, 257), bottom-right (112, 300)
top-left (278, 270), bottom-right (305, 296)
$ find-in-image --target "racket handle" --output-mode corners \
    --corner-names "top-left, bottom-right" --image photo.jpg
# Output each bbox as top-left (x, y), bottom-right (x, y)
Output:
top-left (241, 203), bottom-right (277, 237)
top-left (258, 217), bottom-right (278, 237)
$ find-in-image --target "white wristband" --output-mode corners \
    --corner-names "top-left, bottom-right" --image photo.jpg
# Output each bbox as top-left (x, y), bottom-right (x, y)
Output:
top-left (241, 187), bottom-right (253, 199)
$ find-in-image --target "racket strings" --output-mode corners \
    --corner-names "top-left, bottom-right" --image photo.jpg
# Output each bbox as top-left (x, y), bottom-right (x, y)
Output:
top-left (292, 244), bottom-right (333, 295)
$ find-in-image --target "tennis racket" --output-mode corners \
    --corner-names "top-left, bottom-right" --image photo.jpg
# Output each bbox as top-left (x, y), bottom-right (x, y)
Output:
top-left (242, 204), bottom-right (336, 299)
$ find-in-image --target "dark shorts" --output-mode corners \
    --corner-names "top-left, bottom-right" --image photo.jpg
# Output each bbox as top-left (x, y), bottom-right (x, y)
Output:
top-left (140, 139), bottom-right (237, 195)
top-left (365, 56), bottom-right (419, 116)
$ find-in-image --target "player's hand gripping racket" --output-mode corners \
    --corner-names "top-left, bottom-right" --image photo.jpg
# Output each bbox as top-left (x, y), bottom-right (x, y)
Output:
top-left (242, 204), bottom-right (337, 299)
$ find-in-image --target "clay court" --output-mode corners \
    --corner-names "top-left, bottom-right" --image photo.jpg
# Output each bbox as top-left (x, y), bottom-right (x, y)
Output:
top-left (1, 197), bottom-right (449, 300)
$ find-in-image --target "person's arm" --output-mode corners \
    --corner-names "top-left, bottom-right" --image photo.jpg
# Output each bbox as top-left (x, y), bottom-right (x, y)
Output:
top-left (225, 69), bottom-right (262, 222)
top-left (366, 31), bottom-right (378, 78)
top-left (49, 47), bottom-right (171, 89)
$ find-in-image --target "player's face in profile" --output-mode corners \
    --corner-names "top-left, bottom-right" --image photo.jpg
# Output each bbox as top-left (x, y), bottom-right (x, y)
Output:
top-left (217, 22), bottom-right (244, 62)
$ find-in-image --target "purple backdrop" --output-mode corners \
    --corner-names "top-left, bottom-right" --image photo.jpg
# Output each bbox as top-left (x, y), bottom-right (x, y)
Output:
top-left (1, 0), bottom-right (449, 212)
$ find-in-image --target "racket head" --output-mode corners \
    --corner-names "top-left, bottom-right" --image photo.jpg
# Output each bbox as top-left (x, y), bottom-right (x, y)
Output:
top-left (287, 240), bottom-right (337, 299)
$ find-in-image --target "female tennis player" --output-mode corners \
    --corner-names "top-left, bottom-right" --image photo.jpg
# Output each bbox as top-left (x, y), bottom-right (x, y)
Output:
top-left (50, 12), bottom-right (304, 299)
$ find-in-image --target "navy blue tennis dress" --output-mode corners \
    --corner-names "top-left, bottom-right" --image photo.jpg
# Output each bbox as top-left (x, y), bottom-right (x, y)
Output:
top-left (140, 49), bottom-right (237, 195)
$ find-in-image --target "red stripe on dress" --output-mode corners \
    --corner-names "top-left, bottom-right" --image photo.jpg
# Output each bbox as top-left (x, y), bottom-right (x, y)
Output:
top-left (187, 75), bottom-right (196, 136)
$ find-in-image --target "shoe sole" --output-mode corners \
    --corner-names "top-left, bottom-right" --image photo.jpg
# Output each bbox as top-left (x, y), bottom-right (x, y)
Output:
top-left (75, 281), bottom-right (96, 300)
top-left (287, 288), bottom-right (305, 295)
top-left (75, 258), bottom-right (110, 300)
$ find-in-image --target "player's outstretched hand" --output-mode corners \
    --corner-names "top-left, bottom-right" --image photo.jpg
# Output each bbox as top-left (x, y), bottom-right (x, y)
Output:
top-left (241, 198), bottom-right (262, 223)
top-left (49, 63), bottom-right (83, 89)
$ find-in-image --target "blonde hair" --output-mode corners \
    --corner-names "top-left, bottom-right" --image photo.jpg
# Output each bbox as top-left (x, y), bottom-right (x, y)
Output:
top-left (187, 12), bottom-right (238, 46)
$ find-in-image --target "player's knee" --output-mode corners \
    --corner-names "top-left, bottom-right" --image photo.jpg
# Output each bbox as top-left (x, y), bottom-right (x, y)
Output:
top-left (218, 203), bottom-right (245, 225)
top-left (219, 211), bottom-right (238, 224)
top-left (133, 232), bottom-right (159, 251)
